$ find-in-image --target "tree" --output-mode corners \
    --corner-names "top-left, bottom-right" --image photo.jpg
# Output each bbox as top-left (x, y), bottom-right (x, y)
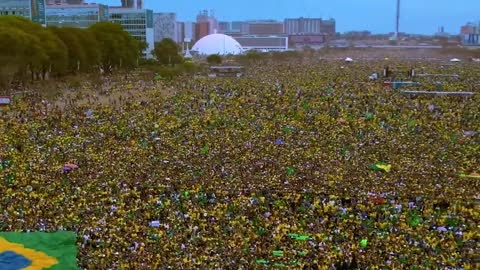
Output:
top-left (0, 26), bottom-right (38, 91)
top-left (153, 38), bottom-right (183, 66)
top-left (75, 28), bottom-right (101, 72)
top-left (206, 54), bottom-right (222, 65)
top-left (138, 41), bottom-right (148, 56)
top-left (89, 22), bottom-right (141, 73)
top-left (49, 27), bottom-right (87, 74)
top-left (39, 29), bottom-right (68, 78)
top-left (0, 16), bottom-right (67, 82)
top-left (0, 17), bottom-right (143, 89)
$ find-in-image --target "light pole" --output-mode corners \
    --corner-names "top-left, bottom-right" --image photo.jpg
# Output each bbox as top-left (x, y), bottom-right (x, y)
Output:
top-left (395, 0), bottom-right (401, 40)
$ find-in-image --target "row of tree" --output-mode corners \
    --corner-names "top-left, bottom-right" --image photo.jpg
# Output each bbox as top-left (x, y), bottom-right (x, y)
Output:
top-left (0, 16), bottom-right (144, 91)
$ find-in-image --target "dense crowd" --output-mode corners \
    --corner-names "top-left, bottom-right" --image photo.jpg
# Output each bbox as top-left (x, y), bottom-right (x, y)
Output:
top-left (0, 58), bottom-right (479, 269)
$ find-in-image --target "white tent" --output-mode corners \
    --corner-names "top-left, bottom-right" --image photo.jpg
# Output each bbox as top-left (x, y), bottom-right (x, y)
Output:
top-left (450, 58), bottom-right (461, 62)
top-left (345, 57), bottom-right (354, 62)
top-left (192, 34), bottom-right (243, 55)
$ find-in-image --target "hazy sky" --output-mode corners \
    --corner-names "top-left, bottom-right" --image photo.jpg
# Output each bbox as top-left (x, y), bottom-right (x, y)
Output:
top-left (90, 0), bottom-right (479, 34)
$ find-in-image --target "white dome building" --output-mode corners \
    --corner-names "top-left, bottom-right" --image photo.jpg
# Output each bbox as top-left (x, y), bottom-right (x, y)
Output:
top-left (192, 34), bottom-right (243, 55)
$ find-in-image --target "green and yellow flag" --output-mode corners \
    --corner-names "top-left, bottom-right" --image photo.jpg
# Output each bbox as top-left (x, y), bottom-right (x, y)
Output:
top-left (0, 231), bottom-right (78, 270)
top-left (369, 161), bottom-right (392, 173)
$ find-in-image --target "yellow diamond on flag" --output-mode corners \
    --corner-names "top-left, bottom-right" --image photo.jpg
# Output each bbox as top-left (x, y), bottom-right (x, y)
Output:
top-left (376, 164), bottom-right (392, 172)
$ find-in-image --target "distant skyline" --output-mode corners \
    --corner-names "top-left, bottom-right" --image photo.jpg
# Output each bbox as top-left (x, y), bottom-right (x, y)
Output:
top-left (89, 0), bottom-right (479, 34)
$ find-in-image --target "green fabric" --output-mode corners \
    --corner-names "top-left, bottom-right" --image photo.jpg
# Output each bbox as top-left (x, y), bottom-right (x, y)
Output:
top-left (282, 126), bottom-right (292, 134)
top-left (288, 233), bottom-right (310, 241)
top-left (0, 231), bottom-right (79, 270)
top-left (256, 259), bottom-right (269, 264)
top-left (408, 214), bottom-right (422, 227)
top-left (295, 235), bottom-right (310, 241)
top-left (272, 250), bottom-right (284, 257)
top-left (200, 145), bottom-right (210, 154)
top-left (360, 238), bottom-right (368, 247)
top-left (286, 167), bottom-right (295, 176)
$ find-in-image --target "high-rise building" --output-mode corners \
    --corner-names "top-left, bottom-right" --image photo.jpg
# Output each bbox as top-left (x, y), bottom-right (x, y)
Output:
top-left (246, 20), bottom-right (284, 35)
top-left (196, 10), bottom-right (218, 36)
top-left (461, 22), bottom-right (479, 35)
top-left (230, 21), bottom-right (245, 33)
top-left (109, 7), bottom-right (155, 58)
top-left (461, 22), bottom-right (480, 45)
top-left (184, 21), bottom-right (196, 42)
top-left (218, 21), bottom-right (230, 33)
top-left (121, 0), bottom-right (131, 8)
top-left (121, 0), bottom-right (143, 9)
top-left (196, 21), bottom-right (210, 40)
top-left (320, 19), bottom-right (336, 35)
top-left (46, 3), bottom-right (108, 28)
top-left (176, 21), bottom-right (184, 44)
top-left (285, 18), bottom-right (322, 34)
top-left (285, 17), bottom-right (336, 35)
top-left (0, 0), bottom-right (46, 25)
top-left (47, 0), bottom-right (84, 4)
top-left (153, 13), bottom-right (177, 42)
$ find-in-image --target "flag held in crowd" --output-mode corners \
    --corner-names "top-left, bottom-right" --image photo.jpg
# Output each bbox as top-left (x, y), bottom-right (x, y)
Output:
top-left (369, 161), bottom-right (392, 172)
top-left (0, 231), bottom-right (78, 270)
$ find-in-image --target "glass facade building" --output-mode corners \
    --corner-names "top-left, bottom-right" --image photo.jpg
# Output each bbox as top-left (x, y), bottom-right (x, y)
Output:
top-left (0, 0), bottom-right (46, 25)
top-left (46, 4), bottom-right (108, 28)
top-left (110, 8), bottom-right (147, 39)
top-left (109, 8), bottom-right (155, 58)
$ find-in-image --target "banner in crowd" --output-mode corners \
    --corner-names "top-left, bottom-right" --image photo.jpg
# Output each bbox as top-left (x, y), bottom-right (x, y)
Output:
top-left (0, 231), bottom-right (78, 270)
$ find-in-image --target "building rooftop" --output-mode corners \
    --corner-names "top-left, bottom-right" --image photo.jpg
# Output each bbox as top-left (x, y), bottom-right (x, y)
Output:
top-left (46, 3), bottom-right (104, 8)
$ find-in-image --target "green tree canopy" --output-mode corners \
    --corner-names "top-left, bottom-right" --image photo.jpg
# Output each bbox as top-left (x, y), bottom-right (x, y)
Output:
top-left (0, 17), bottom-right (145, 90)
top-left (0, 16), bottom-right (68, 77)
top-left (207, 54), bottom-right (222, 65)
top-left (89, 22), bottom-right (141, 73)
top-left (0, 26), bottom-right (39, 90)
top-left (153, 38), bottom-right (183, 66)
top-left (48, 26), bottom-right (87, 74)
top-left (74, 28), bottom-right (101, 72)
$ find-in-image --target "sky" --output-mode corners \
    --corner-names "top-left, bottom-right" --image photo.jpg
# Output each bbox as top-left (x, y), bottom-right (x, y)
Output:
top-left (90, 0), bottom-right (479, 34)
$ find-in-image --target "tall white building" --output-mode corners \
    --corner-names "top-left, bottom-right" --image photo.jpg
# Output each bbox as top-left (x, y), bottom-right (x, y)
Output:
top-left (153, 13), bottom-right (177, 42)
top-left (176, 21), bottom-right (184, 43)
top-left (184, 21), bottom-right (196, 42)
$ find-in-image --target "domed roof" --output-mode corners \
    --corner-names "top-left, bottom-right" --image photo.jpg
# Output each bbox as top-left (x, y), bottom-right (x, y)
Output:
top-left (192, 34), bottom-right (243, 55)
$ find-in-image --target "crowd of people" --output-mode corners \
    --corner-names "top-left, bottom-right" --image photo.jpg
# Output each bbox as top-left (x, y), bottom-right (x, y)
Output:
top-left (0, 57), bottom-right (478, 269)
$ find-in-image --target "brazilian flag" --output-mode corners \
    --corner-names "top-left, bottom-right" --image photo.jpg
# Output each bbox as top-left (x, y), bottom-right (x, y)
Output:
top-left (369, 161), bottom-right (391, 173)
top-left (0, 231), bottom-right (78, 270)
